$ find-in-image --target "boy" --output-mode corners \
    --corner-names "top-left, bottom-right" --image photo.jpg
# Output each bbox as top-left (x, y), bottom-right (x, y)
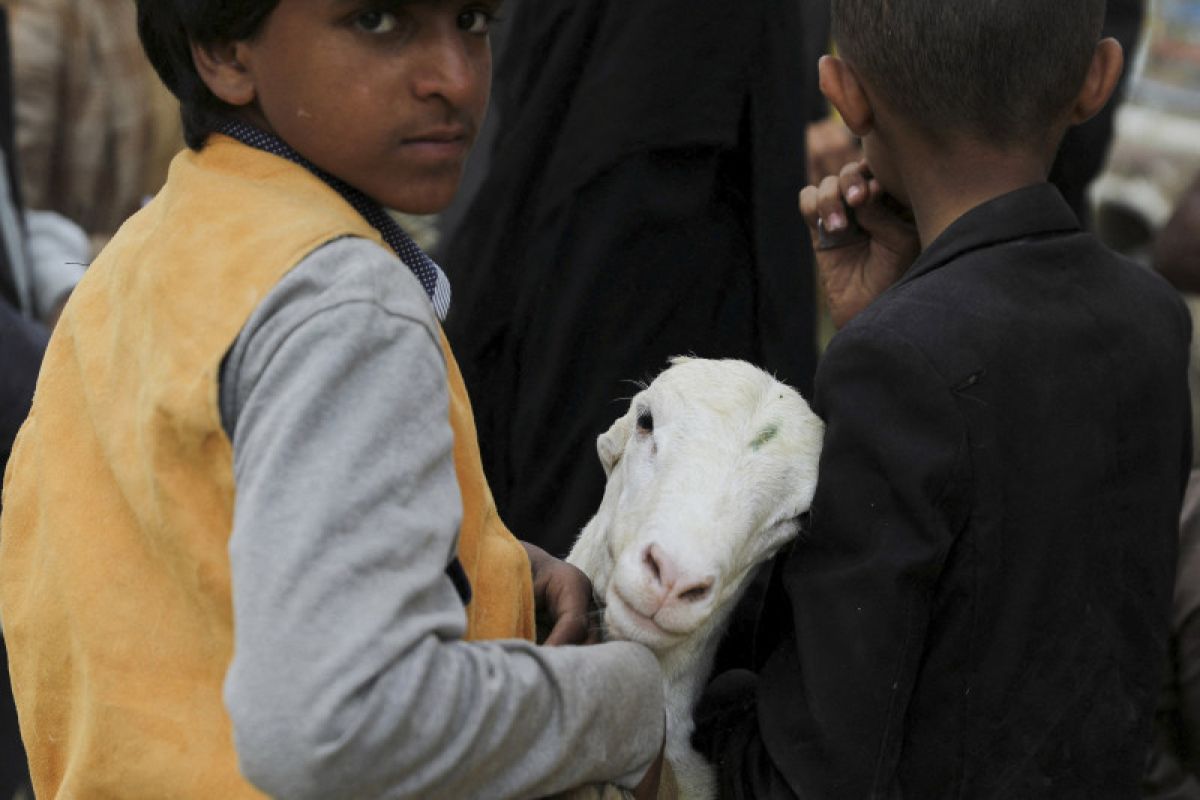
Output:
top-left (697, 0), bottom-right (1193, 797)
top-left (0, 1), bottom-right (666, 797)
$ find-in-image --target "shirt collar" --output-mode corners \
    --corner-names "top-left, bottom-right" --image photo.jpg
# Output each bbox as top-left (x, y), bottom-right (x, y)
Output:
top-left (216, 120), bottom-right (452, 321)
top-left (897, 182), bottom-right (1081, 290)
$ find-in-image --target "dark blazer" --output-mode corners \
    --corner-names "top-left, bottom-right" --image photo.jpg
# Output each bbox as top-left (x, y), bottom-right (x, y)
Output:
top-left (700, 184), bottom-right (1193, 799)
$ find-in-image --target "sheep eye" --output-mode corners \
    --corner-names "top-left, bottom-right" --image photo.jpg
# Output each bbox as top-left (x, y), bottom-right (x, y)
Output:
top-left (636, 409), bottom-right (654, 434)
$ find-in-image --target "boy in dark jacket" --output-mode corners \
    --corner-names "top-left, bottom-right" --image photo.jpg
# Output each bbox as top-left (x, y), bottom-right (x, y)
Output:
top-left (698, 1), bottom-right (1193, 797)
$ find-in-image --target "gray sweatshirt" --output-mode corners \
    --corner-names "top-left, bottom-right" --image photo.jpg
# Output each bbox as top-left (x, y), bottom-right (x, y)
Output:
top-left (218, 237), bottom-right (664, 799)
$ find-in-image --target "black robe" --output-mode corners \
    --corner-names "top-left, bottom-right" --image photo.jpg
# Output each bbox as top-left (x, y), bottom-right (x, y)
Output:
top-left (439, 0), bottom-right (821, 557)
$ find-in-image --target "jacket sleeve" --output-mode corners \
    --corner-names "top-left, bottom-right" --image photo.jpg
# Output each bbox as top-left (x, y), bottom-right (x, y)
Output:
top-left (220, 240), bottom-right (665, 800)
top-left (700, 322), bottom-right (969, 799)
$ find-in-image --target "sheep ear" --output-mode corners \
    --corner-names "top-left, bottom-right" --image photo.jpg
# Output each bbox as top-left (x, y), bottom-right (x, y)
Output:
top-left (596, 413), bottom-right (633, 477)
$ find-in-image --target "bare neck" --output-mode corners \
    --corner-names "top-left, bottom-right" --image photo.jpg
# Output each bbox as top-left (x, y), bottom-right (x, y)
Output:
top-left (898, 137), bottom-right (1054, 249)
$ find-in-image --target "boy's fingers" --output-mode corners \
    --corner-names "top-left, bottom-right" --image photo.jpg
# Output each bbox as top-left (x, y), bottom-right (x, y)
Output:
top-left (839, 162), bottom-right (870, 208)
top-left (543, 610), bottom-right (590, 646)
top-left (816, 174), bottom-right (849, 232)
top-left (799, 185), bottom-right (821, 231)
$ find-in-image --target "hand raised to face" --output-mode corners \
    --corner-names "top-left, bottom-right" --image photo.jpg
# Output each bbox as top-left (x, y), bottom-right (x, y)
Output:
top-left (800, 160), bottom-right (920, 329)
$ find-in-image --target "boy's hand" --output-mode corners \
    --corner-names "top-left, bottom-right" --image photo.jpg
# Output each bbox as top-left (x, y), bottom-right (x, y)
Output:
top-left (523, 542), bottom-right (600, 646)
top-left (800, 161), bottom-right (920, 329)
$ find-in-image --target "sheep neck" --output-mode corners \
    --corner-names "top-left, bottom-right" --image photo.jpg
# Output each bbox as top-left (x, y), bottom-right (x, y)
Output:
top-left (655, 595), bottom-right (741, 770)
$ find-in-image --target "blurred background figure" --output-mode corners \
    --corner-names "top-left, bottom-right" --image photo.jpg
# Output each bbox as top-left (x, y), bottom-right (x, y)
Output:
top-left (1090, 0), bottom-right (1200, 464)
top-left (1154, 172), bottom-right (1200, 294)
top-left (1143, 171), bottom-right (1200, 800)
top-left (10, 0), bottom-right (181, 256)
top-left (1052, 0), bottom-right (1147, 227)
top-left (1112, 5), bottom-right (1200, 797)
top-left (1145, 469), bottom-right (1200, 799)
top-left (2, 2), bottom-right (110, 796)
top-left (0, 0), bottom-right (44, 785)
top-left (1092, 0), bottom-right (1199, 257)
top-left (437, 0), bottom-right (828, 558)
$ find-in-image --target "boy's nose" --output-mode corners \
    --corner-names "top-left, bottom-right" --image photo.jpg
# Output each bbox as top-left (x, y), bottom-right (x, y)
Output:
top-left (411, 26), bottom-right (485, 109)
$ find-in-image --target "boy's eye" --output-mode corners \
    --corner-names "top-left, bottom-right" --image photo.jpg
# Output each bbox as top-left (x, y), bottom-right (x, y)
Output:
top-left (457, 9), bottom-right (493, 35)
top-left (355, 10), bottom-right (398, 33)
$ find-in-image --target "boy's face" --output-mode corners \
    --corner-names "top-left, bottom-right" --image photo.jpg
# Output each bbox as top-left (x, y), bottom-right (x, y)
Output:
top-left (233, 0), bottom-right (499, 214)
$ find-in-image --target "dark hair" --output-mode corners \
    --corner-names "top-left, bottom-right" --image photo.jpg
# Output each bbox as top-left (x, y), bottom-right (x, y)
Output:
top-left (831, 0), bottom-right (1107, 145)
top-left (136, 0), bottom-right (281, 149)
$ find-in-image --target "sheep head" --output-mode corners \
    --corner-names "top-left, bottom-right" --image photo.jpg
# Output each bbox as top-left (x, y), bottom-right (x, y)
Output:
top-left (569, 357), bottom-right (824, 659)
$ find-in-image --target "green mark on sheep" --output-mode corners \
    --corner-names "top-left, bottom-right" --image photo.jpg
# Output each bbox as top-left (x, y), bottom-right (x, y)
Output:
top-left (750, 423), bottom-right (780, 451)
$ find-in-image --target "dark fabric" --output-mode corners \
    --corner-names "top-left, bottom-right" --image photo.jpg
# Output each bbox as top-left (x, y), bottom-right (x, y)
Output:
top-left (439, 0), bottom-right (817, 557)
top-left (0, 8), bottom-right (21, 215)
top-left (1050, 0), bottom-right (1145, 226)
top-left (699, 183), bottom-right (1193, 799)
top-left (801, 0), bottom-right (832, 122)
top-left (0, 6), bottom-right (20, 310)
top-left (0, 634), bottom-right (31, 794)
top-left (0, 299), bottom-right (43, 798)
top-left (1145, 470), bottom-right (1200, 799)
top-left (0, 0), bottom-right (35, 504)
top-left (0, 303), bottom-right (43, 468)
top-left (0, 7), bottom-right (35, 793)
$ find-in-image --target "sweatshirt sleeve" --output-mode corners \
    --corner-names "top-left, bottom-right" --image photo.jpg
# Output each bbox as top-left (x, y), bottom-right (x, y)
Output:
top-left (219, 237), bottom-right (665, 800)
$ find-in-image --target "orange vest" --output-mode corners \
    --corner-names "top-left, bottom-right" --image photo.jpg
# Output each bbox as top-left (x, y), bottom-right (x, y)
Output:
top-left (0, 136), bottom-right (533, 797)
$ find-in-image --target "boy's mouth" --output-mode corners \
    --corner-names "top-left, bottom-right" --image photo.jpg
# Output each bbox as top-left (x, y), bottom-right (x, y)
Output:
top-left (400, 127), bottom-right (471, 159)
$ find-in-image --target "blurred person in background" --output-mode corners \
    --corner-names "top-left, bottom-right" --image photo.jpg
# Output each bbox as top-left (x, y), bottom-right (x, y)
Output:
top-left (1051, 0), bottom-right (1146, 227)
top-left (1144, 173), bottom-right (1200, 800)
top-left (0, 4), bottom-right (89, 796)
top-left (1145, 470), bottom-right (1200, 799)
top-left (11, 0), bottom-right (181, 256)
top-left (0, 0), bottom-right (88, 476)
top-left (439, 0), bottom-right (826, 559)
top-left (1154, 172), bottom-right (1200, 295)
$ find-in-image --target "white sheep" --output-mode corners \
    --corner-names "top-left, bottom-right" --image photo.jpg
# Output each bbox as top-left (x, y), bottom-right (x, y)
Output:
top-left (567, 357), bottom-right (824, 800)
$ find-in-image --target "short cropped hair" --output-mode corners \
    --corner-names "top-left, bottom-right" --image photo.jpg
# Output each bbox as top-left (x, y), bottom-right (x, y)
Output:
top-left (136, 0), bottom-right (281, 149)
top-left (832, 0), bottom-right (1107, 145)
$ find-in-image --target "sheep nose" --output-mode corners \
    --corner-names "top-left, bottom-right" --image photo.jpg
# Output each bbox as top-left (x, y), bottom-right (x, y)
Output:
top-left (642, 544), bottom-right (714, 604)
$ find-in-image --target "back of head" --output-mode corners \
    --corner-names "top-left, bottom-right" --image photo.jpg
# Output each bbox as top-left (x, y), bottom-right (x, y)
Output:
top-left (832, 0), bottom-right (1107, 145)
top-left (136, 0), bottom-right (280, 149)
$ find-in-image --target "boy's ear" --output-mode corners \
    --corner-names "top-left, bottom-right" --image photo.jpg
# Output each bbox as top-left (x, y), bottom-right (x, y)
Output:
top-left (1069, 38), bottom-right (1125, 125)
top-left (191, 40), bottom-right (257, 108)
top-left (818, 55), bottom-right (874, 137)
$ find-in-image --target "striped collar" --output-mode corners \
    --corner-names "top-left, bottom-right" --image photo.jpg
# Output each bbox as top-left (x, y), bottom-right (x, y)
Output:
top-left (217, 120), bottom-right (451, 321)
